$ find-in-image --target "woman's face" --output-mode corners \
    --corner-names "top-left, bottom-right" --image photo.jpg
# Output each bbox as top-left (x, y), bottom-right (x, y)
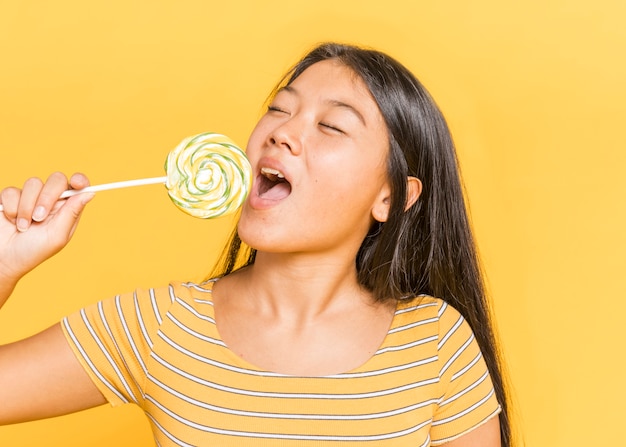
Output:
top-left (238, 59), bottom-right (392, 257)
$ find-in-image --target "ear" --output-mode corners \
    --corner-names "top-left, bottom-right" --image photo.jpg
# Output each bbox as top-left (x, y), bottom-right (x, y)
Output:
top-left (371, 176), bottom-right (423, 223)
top-left (405, 176), bottom-right (422, 211)
top-left (371, 182), bottom-right (392, 223)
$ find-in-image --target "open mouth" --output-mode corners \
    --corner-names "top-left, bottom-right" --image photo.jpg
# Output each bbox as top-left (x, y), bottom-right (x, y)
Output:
top-left (258, 167), bottom-right (292, 200)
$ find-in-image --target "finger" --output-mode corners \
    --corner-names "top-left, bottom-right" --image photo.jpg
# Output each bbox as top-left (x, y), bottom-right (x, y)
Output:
top-left (31, 172), bottom-right (71, 224)
top-left (0, 187), bottom-right (21, 222)
top-left (15, 177), bottom-right (45, 231)
top-left (68, 173), bottom-right (91, 191)
top-left (49, 172), bottom-right (89, 215)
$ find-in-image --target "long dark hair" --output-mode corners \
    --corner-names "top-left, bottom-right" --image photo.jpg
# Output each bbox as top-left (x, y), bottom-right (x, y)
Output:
top-left (212, 42), bottom-right (512, 446)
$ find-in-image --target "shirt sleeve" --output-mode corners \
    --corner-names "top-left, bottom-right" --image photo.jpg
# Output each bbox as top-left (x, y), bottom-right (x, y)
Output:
top-left (60, 285), bottom-right (176, 407)
top-left (430, 300), bottom-right (502, 445)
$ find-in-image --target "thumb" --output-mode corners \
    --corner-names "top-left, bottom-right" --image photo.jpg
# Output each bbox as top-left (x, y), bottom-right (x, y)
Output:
top-left (51, 192), bottom-right (95, 240)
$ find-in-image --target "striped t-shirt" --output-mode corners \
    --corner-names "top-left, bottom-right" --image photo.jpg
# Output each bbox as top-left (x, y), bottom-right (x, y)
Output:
top-left (62, 280), bottom-right (501, 446)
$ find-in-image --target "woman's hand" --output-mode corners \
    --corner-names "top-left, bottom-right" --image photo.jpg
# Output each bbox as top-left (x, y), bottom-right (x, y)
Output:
top-left (0, 173), bottom-right (106, 424)
top-left (0, 172), bottom-right (94, 296)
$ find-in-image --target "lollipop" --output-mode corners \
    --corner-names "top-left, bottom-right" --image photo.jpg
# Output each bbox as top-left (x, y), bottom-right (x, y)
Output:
top-left (0, 132), bottom-right (252, 218)
top-left (165, 132), bottom-right (251, 218)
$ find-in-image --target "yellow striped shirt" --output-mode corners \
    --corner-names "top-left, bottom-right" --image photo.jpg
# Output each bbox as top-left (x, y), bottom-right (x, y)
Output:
top-left (62, 280), bottom-right (500, 446)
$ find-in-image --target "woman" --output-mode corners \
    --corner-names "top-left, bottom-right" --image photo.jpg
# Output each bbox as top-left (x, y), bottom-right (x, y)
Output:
top-left (0, 43), bottom-right (511, 446)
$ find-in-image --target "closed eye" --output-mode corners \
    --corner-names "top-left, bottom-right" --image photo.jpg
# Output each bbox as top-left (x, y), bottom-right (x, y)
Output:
top-left (319, 122), bottom-right (344, 134)
top-left (268, 105), bottom-right (289, 114)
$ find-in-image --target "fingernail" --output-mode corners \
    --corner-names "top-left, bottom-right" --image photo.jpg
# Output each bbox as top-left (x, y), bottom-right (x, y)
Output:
top-left (80, 192), bottom-right (95, 205)
top-left (32, 206), bottom-right (46, 222)
top-left (17, 218), bottom-right (30, 232)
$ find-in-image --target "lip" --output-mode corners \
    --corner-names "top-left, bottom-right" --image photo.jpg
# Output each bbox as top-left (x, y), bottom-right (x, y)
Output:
top-left (247, 156), bottom-right (292, 210)
top-left (256, 156), bottom-right (290, 181)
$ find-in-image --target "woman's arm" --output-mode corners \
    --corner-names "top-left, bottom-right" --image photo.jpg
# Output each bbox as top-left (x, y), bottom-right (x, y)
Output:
top-left (443, 415), bottom-right (501, 447)
top-left (0, 324), bottom-right (106, 424)
top-left (0, 172), bottom-right (105, 424)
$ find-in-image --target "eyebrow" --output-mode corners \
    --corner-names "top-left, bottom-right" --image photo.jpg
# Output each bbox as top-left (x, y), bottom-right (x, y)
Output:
top-left (279, 85), bottom-right (367, 126)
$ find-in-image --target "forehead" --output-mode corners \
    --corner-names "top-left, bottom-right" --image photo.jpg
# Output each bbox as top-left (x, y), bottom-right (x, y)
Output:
top-left (285, 60), bottom-right (383, 122)
top-left (291, 60), bottom-right (364, 90)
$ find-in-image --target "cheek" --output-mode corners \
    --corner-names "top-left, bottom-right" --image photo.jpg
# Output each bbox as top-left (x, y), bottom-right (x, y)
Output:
top-left (309, 173), bottom-right (381, 220)
top-left (244, 122), bottom-right (268, 161)
top-left (313, 156), bottom-right (387, 198)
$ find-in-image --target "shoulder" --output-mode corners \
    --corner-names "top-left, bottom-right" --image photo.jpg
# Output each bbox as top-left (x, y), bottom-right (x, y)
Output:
top-left (168, 279), bottom-right (217, 301)
top-left (390, 296), bottom-right (470, 361)
top-left (393, 296), bottom-right (479, 371)
top-left (394, 295), bottom-right (463, 332)
top-left (156, 279), bottom-right (219, 326)
top-left (70, 280), bottom-right (217, 331)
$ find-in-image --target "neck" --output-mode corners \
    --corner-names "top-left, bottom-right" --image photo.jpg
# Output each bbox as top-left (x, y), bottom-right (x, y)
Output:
top-left (234, 250), bottom-right (372, 320)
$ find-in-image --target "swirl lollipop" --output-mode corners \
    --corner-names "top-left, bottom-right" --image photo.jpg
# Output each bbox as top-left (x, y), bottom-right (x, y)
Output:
top-left (165, 132), bottom-right (251, 218)
top-left (0, 132), bottom-right (252, 218)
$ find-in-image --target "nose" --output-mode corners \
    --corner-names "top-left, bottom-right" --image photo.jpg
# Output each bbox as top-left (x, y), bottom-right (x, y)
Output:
top-left (268, 120), bottom-right (302, 155)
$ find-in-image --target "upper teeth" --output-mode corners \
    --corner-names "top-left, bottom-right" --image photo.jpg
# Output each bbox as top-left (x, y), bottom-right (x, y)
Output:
top-left (261, 167), bottom-right (285, 179)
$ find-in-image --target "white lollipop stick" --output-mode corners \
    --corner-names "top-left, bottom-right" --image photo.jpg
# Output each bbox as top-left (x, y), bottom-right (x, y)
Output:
top-left (0, 131), bottom-right (253, 217)
top-left (0, 176), bottom-right (167, 212)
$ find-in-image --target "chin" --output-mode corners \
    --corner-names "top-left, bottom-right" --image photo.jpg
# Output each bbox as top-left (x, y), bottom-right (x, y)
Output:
top-left (236, 221), bottom-right (279, 253)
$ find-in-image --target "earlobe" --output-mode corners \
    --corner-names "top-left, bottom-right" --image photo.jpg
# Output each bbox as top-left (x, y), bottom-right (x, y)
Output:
top-left (372, 186), bottom-right (392, 223)
top-left (405, 176), bottom-right (422, 211)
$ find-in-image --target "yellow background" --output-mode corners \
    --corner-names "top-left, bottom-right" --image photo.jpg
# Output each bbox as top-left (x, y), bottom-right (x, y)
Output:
top-left (1, 1), bottom-right (624, 446)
